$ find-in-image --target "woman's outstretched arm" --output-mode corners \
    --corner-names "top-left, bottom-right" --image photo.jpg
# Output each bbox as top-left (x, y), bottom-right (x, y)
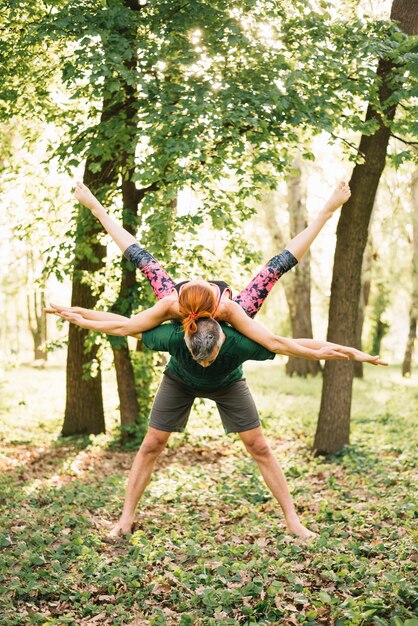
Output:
top-left (44, 299), bottom-right (174, 337)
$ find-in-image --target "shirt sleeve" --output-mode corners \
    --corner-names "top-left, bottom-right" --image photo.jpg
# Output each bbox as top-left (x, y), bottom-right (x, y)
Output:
top-left (142, 324), bottom-right (183, 353)
top-left (234, 332), bottom-right (276, 362)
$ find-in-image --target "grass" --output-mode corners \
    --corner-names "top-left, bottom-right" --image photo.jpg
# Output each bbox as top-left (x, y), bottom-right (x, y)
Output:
top-left (0, 358), bottom-right (417, 625)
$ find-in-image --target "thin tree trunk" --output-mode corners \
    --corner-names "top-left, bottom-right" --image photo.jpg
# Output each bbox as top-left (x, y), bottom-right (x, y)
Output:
top-left (402, 170), bottom-right (418, 376)
top-left (353, 241), bottom-right (372, 378)
top-left (108, 175), bottom-right (140, 432)
top-left (26, 250), bottom-right (47, 362)
top-left (105, 4), bottom-right (154, 437)
top-left (314, 0), bottom-right (417, 455)
top-left (263, 163), bottom-right (320, 377)
top-left (285, 158), bottom-right (321, 377)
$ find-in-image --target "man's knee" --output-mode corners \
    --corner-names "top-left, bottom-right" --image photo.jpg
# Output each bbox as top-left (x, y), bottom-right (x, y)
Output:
top-left (243, 434), bottom-right (272, 460)
top-left (139, 430), bottom-right (169, 457)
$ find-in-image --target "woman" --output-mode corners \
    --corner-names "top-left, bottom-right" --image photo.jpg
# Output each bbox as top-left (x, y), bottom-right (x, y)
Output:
top-left (47, 179), bottom-right (352, 355)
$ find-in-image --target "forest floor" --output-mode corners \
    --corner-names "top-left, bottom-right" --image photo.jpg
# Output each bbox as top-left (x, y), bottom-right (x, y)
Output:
top-left (0, 358), bottom-right (417, 625)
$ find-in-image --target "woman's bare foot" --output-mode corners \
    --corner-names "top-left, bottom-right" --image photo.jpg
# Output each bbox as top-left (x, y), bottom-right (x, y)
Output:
top-left (286, 516), bottom-right (317, 540)
top-left (323, 181), bottom-right (351, 215)
top-left (74, 181), bottom-right (103, 215)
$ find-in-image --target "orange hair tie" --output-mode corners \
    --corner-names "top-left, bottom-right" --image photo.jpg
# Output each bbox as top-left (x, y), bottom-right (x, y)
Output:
top-left (189, 312), bottom-right (198, 320)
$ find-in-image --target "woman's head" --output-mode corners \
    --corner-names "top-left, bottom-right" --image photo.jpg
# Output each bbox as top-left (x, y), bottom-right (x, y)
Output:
top-left (178, 282), bottom-right (217, 336)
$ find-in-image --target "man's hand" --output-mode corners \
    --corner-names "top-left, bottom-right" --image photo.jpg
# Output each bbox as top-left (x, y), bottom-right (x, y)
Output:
top-left (317, 346), bottom-right (350, 361)
top-left (334, 345), bottom-right (388, 366)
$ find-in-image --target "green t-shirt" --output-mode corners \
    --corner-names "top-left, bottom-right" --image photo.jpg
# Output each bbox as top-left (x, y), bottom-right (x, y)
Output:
top-left (142, 323), bottom-right (275, 391)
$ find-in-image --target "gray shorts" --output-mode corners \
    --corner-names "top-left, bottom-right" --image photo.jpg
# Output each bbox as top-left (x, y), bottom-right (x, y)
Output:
top-left (149, 373), bottom-right (261, 434)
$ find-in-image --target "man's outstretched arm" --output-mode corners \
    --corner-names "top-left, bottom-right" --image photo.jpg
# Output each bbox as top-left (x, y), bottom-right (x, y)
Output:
top-left (226, 300), bottom-right (387, 365)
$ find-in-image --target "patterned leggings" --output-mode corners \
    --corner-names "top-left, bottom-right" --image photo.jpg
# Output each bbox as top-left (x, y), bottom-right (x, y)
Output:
top-left (123, 244), bottom-right (297, 319)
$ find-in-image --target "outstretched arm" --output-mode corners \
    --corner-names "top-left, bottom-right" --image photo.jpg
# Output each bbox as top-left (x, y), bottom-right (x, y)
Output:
top-left (286, 182), bottom-right (351, 261)
top-left (74, 182), bottom-right (136, 254)
top-left (225, 300), bottom-right (387, 365)
top-left (44, 299), bottom-right (174, 338)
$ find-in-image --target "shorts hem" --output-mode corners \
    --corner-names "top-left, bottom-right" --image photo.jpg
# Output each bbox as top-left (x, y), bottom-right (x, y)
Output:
top-left (149, 422), bottom-right (185, 433)
top-left (224, 421), bottom-right (261, 434)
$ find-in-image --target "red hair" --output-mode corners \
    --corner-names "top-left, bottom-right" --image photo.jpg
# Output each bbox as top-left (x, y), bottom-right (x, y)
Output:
top-left (178, 284), bottom-right (217, 335)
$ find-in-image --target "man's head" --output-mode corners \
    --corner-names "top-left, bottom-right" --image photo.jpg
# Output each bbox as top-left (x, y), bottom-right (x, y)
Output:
top-left (184, 318), bottom-right (225, 367)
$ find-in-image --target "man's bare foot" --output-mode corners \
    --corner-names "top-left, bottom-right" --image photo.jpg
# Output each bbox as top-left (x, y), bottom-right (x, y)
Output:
top-left (107, 518), bottom-right (135, 539)
top-left (323, 181), bottom-right (351, 215)
top-left (286, 517), bottom-right (317, 540)
top-left (74, 181), bottom-right (103, 214)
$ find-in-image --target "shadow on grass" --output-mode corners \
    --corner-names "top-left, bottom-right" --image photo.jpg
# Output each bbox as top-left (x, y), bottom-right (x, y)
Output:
top-left (315, 442), bottom-right (383, 473)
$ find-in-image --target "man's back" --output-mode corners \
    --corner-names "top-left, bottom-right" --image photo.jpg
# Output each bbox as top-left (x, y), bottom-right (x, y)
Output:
top-left (142, 323), bottom-right (275, 391)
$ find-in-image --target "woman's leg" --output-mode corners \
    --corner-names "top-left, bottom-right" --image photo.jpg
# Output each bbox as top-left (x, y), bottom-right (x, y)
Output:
top-left (234, 181), bottom-right (351, 318)
top-left (74, 182), bottom-right (175, 299)
top-left (233, 249), bottom-right (297, 318)
top-left (123, 244), bottom-right (175, 300)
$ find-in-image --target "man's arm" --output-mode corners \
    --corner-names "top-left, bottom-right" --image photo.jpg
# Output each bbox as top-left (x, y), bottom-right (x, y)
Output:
top-left (226, 300), bottom-right (387, 364)
top-left (292, 338), bottom-right (388, 365)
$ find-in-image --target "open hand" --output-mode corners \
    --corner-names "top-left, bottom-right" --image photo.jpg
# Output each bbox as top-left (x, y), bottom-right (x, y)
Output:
top-left (339, 346), bottom-right (388, 366)
top-left (43, 303), bottom-right (87, 328)
top-left (317, 346), bottom-right (350, 361)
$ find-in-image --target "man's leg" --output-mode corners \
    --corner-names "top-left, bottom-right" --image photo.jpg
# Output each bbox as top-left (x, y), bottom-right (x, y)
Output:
top-left (239, 427), bottom-right (316, 539)
top-left (233, 181), bottom-right (351, 318)
top-left (109, 427), bottom-right (171, 537)
top-left (74, 182), bottom-right (175, 299)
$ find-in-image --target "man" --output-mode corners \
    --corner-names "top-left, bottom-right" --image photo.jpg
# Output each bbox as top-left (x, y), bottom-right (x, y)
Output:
top-left (47, 305), bottom-right (387, 540)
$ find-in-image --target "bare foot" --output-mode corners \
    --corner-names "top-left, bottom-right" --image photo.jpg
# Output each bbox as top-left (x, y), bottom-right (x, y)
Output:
top-left (74, 181), bottom-right (103, 214)
top-left (106, 517), bottom-right (135, 540)
top-left (286, 517), bottom-right (317, 541)
top-left (323, 181), bottom-right (351, 214)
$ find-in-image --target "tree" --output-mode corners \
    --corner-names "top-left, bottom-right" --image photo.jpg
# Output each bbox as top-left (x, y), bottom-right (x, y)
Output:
top-left (5, 0), bottom-right (415, 438)
top-left (353, 240), bottom-right (372, 378)
top-left (402, 169), bottom-right (418, 376)
top-left (314, 0), bottom-right (418, 455)
top-left (26, 249), bottom-right (48, 362)
top-left (262, 158), bottom-right (320, 377)
top-left (284, 158), bottom-right (321, 377)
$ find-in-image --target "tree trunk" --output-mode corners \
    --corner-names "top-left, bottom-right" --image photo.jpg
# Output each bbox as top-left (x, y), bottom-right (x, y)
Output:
top-left (314, 0), bottom-right (416, 455)
top-left (402, 170), bottom-right (418, 376)
top-left (27, 249), bottom-right (47, 361)
top-left (108, 176), bottom-right (140, 433)
top-left (353, 241), bottom-right (372, 378)
top-left (62, 124), bottom-right (118, 436)
top-left (62, 176), bottom-right (109, 436)
top-left (402, 314), bottom-right (417, 377)
top-left (285, 158), bottom-right (321, 377)
top-left (63, 0), bottom-right (146, 436)
top-left (263, 161), bottom-right (320, 377)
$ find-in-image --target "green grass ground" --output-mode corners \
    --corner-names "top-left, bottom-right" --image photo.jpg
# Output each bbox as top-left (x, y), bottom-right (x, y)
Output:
top-left (0, 359), bottom-right (417, 625)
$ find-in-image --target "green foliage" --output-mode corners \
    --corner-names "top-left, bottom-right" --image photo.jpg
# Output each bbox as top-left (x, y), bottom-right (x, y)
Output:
top-left (0, 361), bottom-right (417, 624)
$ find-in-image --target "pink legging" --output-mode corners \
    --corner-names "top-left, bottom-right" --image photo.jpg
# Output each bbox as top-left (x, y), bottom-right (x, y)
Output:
top-left (123, 244), bottom-right (297, 318)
